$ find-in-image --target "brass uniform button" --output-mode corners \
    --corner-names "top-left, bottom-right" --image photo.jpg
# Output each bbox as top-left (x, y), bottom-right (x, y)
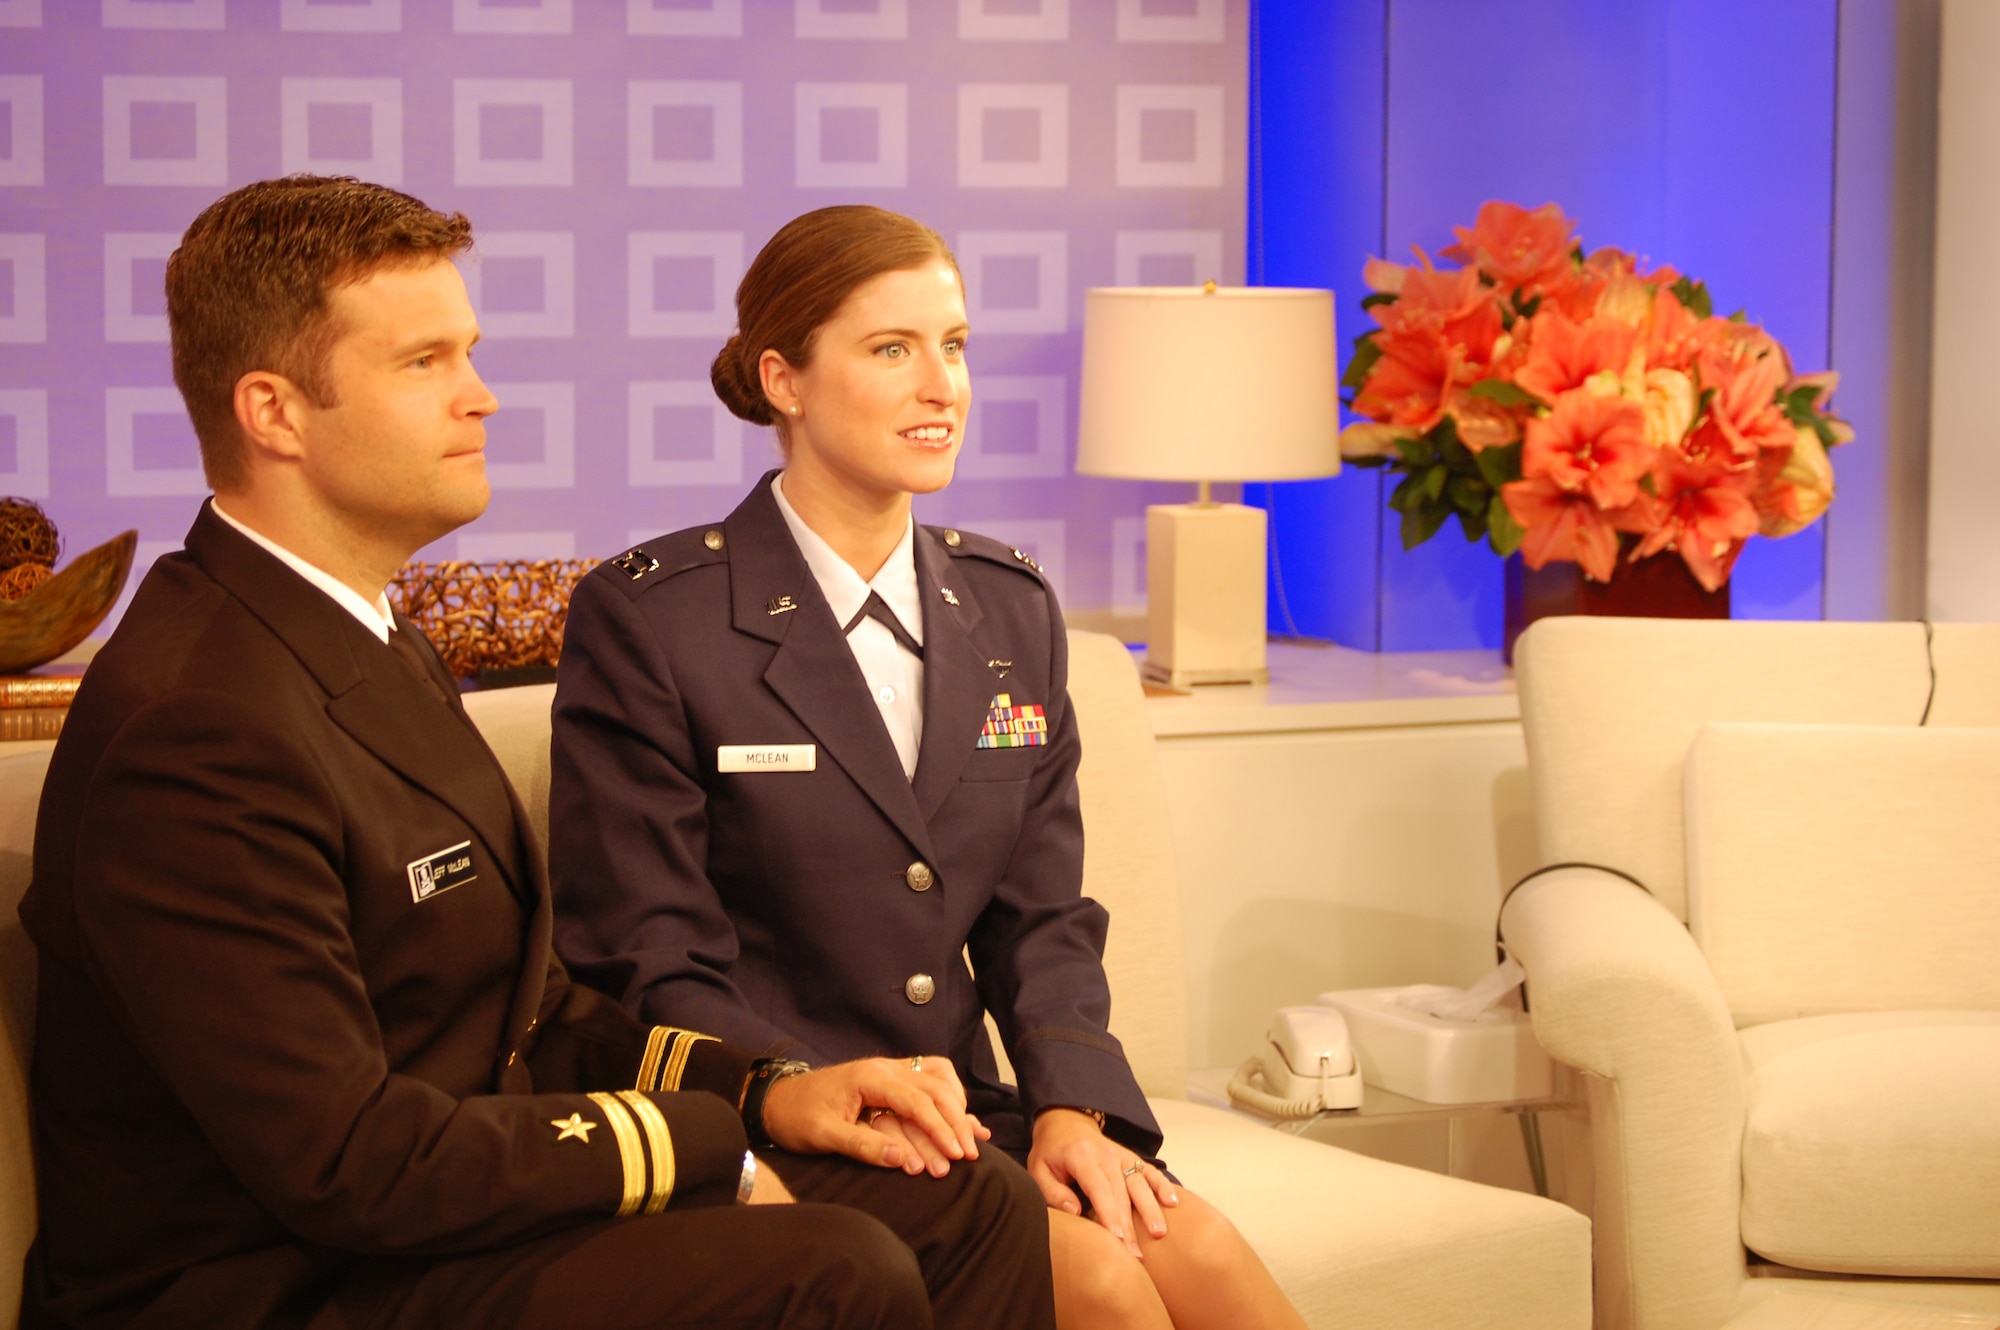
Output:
top-left (904, 974), bottom-right (936, 1005)
top-left (703, 529), bottom-right (725, 551)
top-left (904, 861), bottom-right (935, 892)
top-left (943, 529), bottom-right (962, 548)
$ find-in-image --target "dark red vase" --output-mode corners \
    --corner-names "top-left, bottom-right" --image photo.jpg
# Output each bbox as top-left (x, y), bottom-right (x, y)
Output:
top-left (1503, 551), bottom-right (1730, 663)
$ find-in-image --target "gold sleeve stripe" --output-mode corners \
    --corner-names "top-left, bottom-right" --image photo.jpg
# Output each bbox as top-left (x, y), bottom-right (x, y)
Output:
top-left (636, 1027), bottom-right (672, 1092)
top-left (661, 1030), bottom-right (719, 1092)
top-left (585, 1092), bottom-right (646, 1217)
top-left (617, 1091), bottom-right (676, 1214)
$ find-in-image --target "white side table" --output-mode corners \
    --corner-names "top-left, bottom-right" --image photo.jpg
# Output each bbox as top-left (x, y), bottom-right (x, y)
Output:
top-left (1185, 1065), bottom-right (1574, 1198)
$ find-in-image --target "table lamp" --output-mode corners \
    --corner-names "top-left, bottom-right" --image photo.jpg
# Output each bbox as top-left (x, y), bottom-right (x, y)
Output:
top-left (1075, 283), bottom-right (1340, 686)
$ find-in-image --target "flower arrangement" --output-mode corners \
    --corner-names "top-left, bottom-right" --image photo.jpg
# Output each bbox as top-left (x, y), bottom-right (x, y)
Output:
top-left (1339, 201), bottom-right (1850, 591)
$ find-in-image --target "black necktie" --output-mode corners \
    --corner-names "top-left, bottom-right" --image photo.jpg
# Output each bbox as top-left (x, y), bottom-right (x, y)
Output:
top-left (387, 626), bottom-right (453, 706)
top-left (843, 592), bottom-right (923, 660)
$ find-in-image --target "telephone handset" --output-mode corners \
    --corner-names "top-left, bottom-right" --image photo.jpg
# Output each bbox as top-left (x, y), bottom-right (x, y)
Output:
top-left (1226, 1006), bottom-right (1364, 1117)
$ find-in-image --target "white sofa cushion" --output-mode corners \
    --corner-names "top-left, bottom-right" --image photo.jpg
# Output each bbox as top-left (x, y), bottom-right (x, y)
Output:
top-left (1739, 1012), bottom-right (2000, 1277)
top-left (1515, 618), bottom-right (1932, 923)
top-left (1152, 1098), bottom-right (1592, 1330)
top-left (1927, 623), bottom-right (2000, 727)
top-left (1684, 724), bottom-right (2000, 1025)
top-left (1065, 632), bottom-right (1189, 1100)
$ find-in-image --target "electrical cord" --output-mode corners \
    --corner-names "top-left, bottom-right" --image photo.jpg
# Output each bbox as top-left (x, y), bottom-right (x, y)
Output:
top-left (1920, 619), bottom-right (1937, 725)
top-left (1226, 1057), bottom-right (1334, 1119)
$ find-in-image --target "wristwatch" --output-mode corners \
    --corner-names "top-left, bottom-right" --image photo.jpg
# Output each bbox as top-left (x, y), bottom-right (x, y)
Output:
top-left (740, 1057), bottom-right (812, 1149)
top-left (735, 1150), bottom-right (758, 1204)
top-left (1040, 1105), bottom-right (1108, 1130)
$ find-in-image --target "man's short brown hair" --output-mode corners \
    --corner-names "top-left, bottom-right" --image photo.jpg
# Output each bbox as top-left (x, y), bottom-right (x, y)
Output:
top-left (166, 176), bottom-right (474, 491)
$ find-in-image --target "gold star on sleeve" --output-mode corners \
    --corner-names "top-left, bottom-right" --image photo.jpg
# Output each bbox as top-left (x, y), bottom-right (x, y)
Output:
top-left (551, 1112), bottom-right (597, 1143)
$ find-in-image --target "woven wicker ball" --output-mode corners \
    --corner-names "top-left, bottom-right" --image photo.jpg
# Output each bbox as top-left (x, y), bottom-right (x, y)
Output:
top-left (387, 559), bottom-right (599, 679)
top-left (0, 562), bottom-right (53, 601)
top-left (0, 498), bottom-right (60, 574)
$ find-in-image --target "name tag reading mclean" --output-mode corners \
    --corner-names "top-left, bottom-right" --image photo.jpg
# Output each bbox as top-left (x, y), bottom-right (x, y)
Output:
top-left (717, 744), bottom-right (817, 773)
top-left (408, 840), bottom-right (477, 903)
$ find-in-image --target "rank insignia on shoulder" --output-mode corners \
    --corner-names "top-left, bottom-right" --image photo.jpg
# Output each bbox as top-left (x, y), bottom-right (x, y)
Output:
top-left (940, 586), bottom-right (960, 607)
top-left (767, 595), bottom-right (798, 616)
top-left (407, 840), bottom-right (476, 903)
top-left (1010, 547), bottom-right (1044, 574)
top-left (612, 548), bottom-right (659, 581)
top-left (551, 1112), bottom-right (597, 1144)
top-left (977, 693), bottom-right (1047, 749)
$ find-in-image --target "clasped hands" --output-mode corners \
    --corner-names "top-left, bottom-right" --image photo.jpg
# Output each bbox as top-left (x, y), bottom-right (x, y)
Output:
top-left (759, 1054), bottom-right (988, 1178)
top-left (758, 1057), bottom-right (1178, 1253)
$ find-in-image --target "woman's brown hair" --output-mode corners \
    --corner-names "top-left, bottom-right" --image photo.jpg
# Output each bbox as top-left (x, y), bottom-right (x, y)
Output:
top-left (166, 175), bottom-right (473, 491)
top-left (710, 206), bottom-right (958, 436)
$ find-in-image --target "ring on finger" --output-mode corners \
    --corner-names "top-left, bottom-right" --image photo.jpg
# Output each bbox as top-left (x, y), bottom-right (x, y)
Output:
top-left (1122, 1161), bottom-right (1143, 1177)
top-left (868, 1108), bottom-right (893, 1124)
top-left (908, 1055), bottom-right (924, 1073)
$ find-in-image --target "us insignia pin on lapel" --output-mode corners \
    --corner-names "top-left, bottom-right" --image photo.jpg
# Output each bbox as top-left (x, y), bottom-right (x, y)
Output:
top-left (612, 548), bottom-right (658, 581)
top-left (988, 659), bottom-right (1012, 678)
top-left (977, 693), bottom-right (1047, 749)
top-left (941, 587), bottom-right (960, 607)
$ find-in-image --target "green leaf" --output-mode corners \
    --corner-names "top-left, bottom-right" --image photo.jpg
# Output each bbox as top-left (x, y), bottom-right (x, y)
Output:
top-left (1389, 474), bottom-right (1419, 512)
top-left (1466, 379), bottom-right (1543, 409)
top-left (1437, 418), bottom-right (1474, 469)
top-left (1457, 507), bottom-right (1490, 542)
top-left (1486, 494), bottom-right (1526, 557)
top-left (1360, 291), bottom-right (1399, 310)
top-left (1400, 498), bottom-right (1450, 550)
top-left (1393, 434), bottom-right (1433, 468)
top-left (1727, 308), bottom-right (1747, 323)
top-left (1340, 336), bottom-right (1384, 391)
top-left (1811, 416), bottom-right (1838, 449)
top-left (1672, 276), bottom-right (1713, 320)
top-left (1422, 463), bottom-right (1448, 502)
top-left (1779, 385), bottom-right (1813, 421)
top-left (1638, 470), bottom-right (1658, 496)
top-left (1447, 474), bottom-right (1488, 517)
top-left (1473, 440), bottom-right (1523, 490)
top-left (1512, 292), bottom-right (1543, 321)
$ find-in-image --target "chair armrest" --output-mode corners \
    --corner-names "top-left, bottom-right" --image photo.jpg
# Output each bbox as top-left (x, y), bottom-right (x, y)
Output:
top-left (1500, 867), bottom-right (1744, 1330)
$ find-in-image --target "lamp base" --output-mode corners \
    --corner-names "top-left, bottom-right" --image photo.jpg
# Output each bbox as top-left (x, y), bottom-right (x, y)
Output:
top-left (1143, 501), bottom-right (1270, 688)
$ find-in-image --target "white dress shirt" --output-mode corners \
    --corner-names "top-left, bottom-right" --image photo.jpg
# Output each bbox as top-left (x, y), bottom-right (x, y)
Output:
top-left (771, 474), bottom-right (925, 780)
top-left (210, 499), bottom-right (397, 644)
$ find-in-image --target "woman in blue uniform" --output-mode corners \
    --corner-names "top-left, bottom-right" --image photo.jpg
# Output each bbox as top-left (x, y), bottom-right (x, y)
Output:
top-left (549, 206), bottom-right (1305, 1330)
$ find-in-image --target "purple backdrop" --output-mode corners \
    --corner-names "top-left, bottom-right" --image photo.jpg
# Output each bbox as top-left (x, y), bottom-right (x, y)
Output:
top-left (0, 0), bottom-right (1246, 631)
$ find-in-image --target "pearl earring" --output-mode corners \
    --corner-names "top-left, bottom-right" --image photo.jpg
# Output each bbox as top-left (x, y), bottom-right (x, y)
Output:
top-left (789, 406), bottom-right (799, 416)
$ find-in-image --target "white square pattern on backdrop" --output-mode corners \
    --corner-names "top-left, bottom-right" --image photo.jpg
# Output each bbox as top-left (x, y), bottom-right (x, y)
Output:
top-left (0, 0), bottom-right (1244, 625)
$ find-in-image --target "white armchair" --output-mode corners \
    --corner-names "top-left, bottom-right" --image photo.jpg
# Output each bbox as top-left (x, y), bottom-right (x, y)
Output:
top-left (1502, 617), bottom-right (2000, 1330)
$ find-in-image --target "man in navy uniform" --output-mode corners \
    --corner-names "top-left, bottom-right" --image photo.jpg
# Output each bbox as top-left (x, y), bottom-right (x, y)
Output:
top-left (18, 177), bottom-right (1055, 1330)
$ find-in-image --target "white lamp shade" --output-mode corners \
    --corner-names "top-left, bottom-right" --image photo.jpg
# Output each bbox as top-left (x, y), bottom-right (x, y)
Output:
top-left (1074, 285), bottom-right (1342, 483)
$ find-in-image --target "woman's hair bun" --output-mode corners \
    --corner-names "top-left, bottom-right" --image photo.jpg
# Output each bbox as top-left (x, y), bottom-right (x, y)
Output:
top-left (710, 335), bottom-right (776, 425)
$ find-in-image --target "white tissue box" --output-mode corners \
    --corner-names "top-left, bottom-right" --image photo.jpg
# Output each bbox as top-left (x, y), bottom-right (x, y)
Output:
top-left (1316, 986), bottom-right (1553, 1105)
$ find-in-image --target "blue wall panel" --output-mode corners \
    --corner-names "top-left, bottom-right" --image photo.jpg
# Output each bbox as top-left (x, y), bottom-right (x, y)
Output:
top-left (1660, 0), bottom-right (1837, 621)
top-left (1254, 0), bottom-right (1846, 649)
top-left (1249, 0), bottom-right (1388, 648)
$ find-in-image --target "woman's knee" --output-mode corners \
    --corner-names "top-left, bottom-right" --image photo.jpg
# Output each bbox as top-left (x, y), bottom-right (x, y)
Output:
top-left (1138, 1188), bottom-right (1256, 1276)
top-left (1049, 1212), bottom-right (1168, 1328)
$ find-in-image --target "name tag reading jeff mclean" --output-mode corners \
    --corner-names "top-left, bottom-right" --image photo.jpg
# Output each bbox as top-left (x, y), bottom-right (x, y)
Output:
top-left (718, 744), bottom-right (817, 773)
top-left (408, 840), bottom-right (477, 903)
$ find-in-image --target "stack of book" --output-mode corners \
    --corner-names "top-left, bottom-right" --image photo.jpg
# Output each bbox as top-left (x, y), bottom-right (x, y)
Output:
top-left (0, 673), bottom-right (81, 741)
